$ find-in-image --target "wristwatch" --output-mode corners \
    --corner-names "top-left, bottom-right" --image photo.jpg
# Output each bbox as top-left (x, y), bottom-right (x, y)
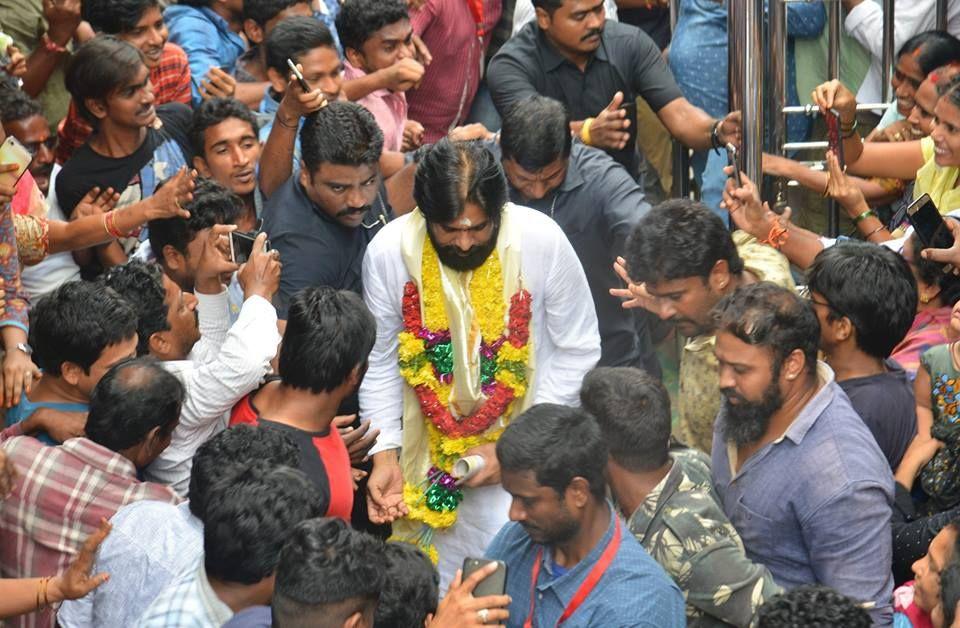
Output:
top-left (15, 342), bottom-right (32, 356)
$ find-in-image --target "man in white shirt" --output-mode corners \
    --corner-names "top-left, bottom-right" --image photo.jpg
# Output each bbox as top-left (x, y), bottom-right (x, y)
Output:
top-left (843, 0), bottom-right (960, 103)
top-left (360, 139), bottom-right (600, 587)
top-left (101, 196), bottom-right (282, 494)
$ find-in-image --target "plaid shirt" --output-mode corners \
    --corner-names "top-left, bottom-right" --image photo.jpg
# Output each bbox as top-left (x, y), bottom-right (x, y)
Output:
top-left (0, 432), bottom-right (180, 628)
top-left (56, 42), bottom-right (192, 165)
top-left (138, 562), bottom-right (234, 627)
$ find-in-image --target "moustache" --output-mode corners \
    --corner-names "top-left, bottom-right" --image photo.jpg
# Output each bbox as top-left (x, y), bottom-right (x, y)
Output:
top-left (720, 387), bottom-right (747, 404)
top-left (581, 28), bottom-right (602, 41)
top-left (335, 205), bottom-right (371, 218)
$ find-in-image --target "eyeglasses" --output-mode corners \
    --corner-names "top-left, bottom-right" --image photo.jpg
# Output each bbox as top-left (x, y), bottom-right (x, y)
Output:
top-left (20, 137), bottom-right (57, 158)
top-left (798, 285), bottom-right (837, 312)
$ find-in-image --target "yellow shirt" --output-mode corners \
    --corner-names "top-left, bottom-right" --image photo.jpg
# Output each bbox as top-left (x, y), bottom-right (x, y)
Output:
top-left (916, 136), bottom-right (960, 213)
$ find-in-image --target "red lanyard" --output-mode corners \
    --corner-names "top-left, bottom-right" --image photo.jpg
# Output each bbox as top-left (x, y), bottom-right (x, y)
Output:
top-left (523, 518), bottom-right (622, 628)
top-left (466, 0), bottom-right (485, 37)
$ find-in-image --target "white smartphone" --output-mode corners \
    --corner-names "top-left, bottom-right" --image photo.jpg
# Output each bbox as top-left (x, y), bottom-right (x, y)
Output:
top-left (0, 135), bottom-right (32, 187)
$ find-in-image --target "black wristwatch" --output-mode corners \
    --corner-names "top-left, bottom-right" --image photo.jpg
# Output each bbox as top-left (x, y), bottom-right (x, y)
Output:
top-left (710, 119), bottom-right (724, 152)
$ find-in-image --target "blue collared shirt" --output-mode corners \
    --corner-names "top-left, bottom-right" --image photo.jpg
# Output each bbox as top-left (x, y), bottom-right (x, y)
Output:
top-left (257, 89), bottom-right (303, 188)
top-left (165, 5), bottom-right (247, 106)
top-left (485, 506), bottom-right (685, 628)
top-left (712, 362), bottom-right (895, 627)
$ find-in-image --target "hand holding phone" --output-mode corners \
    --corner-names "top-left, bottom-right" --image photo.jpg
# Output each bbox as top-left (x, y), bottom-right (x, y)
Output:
top-left (461, 558), bottom-right (508, 597)
top-left (907, 193), bottom-right (955, 274)
top-left (0, 135), bottom-right (32, 189)
top-left (825, 108), bottom-right (845, 171)
top-left (286, 58), bottom-right (311, 93)
top-left (230, 230), bottom-right (271, 264)
top-left (725, 143), bottom-right (743, 188)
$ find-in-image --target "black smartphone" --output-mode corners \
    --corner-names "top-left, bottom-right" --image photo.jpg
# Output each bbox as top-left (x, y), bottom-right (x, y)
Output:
top-left (907, 193), bottom-right (955, 274)
top-left (462, 558), bottom-right (507, 598)
top-left (229, 231), bottom-right (270, 264)
top-left (286, 58), bottom-right (311, 93)
top-left (825, 108), bottom-right (845, 170)
top-left (725, 143), bottom-right (743, 188)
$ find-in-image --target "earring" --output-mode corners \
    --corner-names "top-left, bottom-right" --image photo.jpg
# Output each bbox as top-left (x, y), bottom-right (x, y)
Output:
top-left (920, 294), bottom-right (931, 304)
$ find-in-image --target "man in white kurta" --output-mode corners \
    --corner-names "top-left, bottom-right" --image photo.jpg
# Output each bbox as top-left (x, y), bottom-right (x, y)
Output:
top-left (360, 185), bottom-right (600, 587)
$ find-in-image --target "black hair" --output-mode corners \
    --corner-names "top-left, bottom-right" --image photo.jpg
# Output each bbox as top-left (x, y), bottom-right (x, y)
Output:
top-left (374, 543), bottom-right (439, 628)
top-left (756, 585), bottom-right (871, 628)
top-left (274, 518), bottom-right (385, 628)
top-left (243, 0), bottom-right (309, 25)
top-left (500, 95), bottom-right (572, 171)
top-left (177, 0), bottom-right (213, 6)
top-left (189, 97), bottom-right (259, 158)
top-left (279, 287), bottom-right (376, 393)
top-left (99, 260), bottom-right (170, 357)
top-left (496, 403), bottom-right (608, 498)
top-left (203, 463), bottom-right (325, 584)
top-left (898, 30), bottom-right (960, 76)
top-left (580, 366), bottom-right (671, 473)
top-left (625, 198), bottom-right (745, 285)
top-left (531, 0), bottom-right (565, 13)
top-left (711, 282), bottom-right (821, 376)
top-left (84, 357), bottom-right (184, 451)
top-left (942, 558), bottom-right (960, 627)
top-left (414, 139), bottom-right (507, 225)
top-left (0, 88), bottom-right (44, 125)
top-left (148, 176), bottom-right (243, 259)
top-left (29, 281), bottom-right (138, 376)
top-left (264, 16), bottom-right (336, 75)
top-left (907, 222), bottom-right (960, 306)
top-left (65, 35), bottom-right (145, 125)
top-left (82, 0), bottom-right (160, 34)
top-left (336, 0), bottom-right (410, 53)
top-left (300, 100), bottom-right (383, 173)
top-left (188, 425), bottom-right (301, 520)
top-left (806, 241), bottom-right (918, 359)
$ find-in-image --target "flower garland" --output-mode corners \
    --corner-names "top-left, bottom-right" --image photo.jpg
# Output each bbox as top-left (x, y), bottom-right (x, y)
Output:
top-left (396, 239), bottom-right (532, 552)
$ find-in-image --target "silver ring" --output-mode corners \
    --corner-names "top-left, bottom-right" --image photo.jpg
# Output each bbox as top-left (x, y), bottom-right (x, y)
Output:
top-left (477, 608), bottom-right (489, 624)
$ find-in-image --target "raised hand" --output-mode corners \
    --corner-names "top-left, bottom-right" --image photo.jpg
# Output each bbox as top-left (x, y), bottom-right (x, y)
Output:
top-left (588, 91), bottom-right (630, 151)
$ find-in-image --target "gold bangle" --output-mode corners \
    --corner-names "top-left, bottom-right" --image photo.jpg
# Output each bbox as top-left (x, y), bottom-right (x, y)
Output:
top-left (580, 118), bottom-right (595, 146)
top-left (101, 212), bottom-right (110, 237)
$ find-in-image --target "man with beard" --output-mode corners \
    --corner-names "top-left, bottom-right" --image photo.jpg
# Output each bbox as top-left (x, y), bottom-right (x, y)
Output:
top-left (262, 101), bottom-right (390, 321)
top-left (711, 282), bottom-right (895, 626)
top-left (360, 139), bottom-right (600, 587)
top-left (0, 90), bottom-right (55, 196)
top-left (485, 403), bottom-right (685, 627)
top-left (617, 199), bottom-right (794, 454)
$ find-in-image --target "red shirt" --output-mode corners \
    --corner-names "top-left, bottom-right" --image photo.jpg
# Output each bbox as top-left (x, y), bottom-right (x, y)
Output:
top-left (407, 0), bottom-right (501, 142)
top-left (56, 42), bottom-right (192, 164)
top-left (230, 394), bottom-right (354, 522)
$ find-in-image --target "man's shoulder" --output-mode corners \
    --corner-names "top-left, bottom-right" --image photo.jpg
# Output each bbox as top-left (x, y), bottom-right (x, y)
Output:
top-left (365, 212), bottom-right (412, 260)
top-left (139, 569), bottom-right (208, 626)
top-left (485, 520), bottom-right (534, 563)
top-left (1, 434), bottom-right (46, 459)
top-left (570, 142), bottom-right (637, 188)
top-left (161, 42), bottom-right (190, 66)
top-left (612, 530), bottom-right (683, 595)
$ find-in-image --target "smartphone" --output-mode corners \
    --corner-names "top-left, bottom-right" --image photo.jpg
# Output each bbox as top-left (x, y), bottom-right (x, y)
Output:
top-left (907, 193), bottom-right (955, 273)
top-left (725, 143), bottom-right (743, 188)
top-left (229, 231), bottom-right (270, 264)
top-left (825, 108), bottom-right (845, 170)
top-left (0, 135), bottom-right (32, 187)
top-left (461, 558), bottom-right (507, 598)
top-left (286, 58), bottom-right (311, 93)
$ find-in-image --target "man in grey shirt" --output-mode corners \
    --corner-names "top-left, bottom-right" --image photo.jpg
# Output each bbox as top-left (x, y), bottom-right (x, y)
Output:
top-left (710, 282), bottom-right (895, 626)
top-left (492, 95), bottom-right (657, 374)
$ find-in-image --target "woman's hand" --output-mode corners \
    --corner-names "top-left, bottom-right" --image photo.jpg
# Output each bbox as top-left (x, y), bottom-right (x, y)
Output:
top-left (1, 348), bottom-right (40, 408)
top-left (811, 79), bottom-right (857, 124)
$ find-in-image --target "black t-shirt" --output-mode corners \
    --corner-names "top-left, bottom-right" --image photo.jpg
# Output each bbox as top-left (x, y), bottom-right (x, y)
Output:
top-left (839, 359), bottom-right (917, 470)
top-left (488, 19), bottom-right (683, 173)
top-left (619, 6), bottom-right (671, 51)
top-left (55, 103), bottom-right (193, 216)
top-left (261, 176), bottom-right (393, 319)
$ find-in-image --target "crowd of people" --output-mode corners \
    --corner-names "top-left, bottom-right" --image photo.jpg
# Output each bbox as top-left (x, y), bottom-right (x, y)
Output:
top-left (1, 0), bottom-right (960, 626)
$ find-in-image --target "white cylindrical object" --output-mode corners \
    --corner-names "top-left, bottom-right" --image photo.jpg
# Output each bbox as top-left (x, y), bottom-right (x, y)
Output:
top-left (452, 455), bottom-right (486, 482)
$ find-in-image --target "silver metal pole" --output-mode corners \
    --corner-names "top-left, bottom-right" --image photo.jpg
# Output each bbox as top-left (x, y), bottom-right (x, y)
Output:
top-left (938, 0), bottom-right (949, 30)
top-left (882, 0), bottom-right (895, 102)
top-left (826, 0), bottom-right (842, 236)
top-left (782, 102), bottom-right (893, 114)
top-left (669, 0), bottom-right (691, 199)
top-left (768, 0), bottom-right (788, 206)
top-left (729, 0), bottom-right (764, 190)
